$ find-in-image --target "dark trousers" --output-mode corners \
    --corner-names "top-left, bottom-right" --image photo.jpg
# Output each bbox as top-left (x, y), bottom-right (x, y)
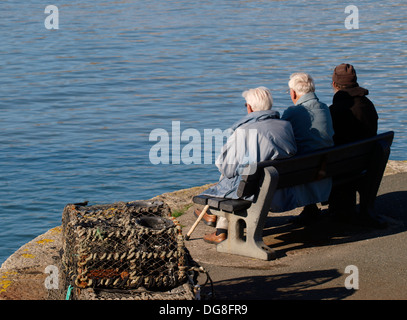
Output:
top-left (329, 181), bottom-right (358, 217)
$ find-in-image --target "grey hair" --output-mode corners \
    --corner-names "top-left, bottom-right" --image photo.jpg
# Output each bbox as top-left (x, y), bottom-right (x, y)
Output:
top-left (288, 72), bottom-right (315, 95)
top-left (242, 86), bottom-right (273, 111)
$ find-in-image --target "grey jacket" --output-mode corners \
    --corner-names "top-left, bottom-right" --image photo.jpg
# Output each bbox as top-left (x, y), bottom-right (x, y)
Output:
top-left (201, 110), bottom-right (297, 202)
top-left (282, 92), bottom-right (334, 153)
top-left (280, 92), bottom-right (335, 209)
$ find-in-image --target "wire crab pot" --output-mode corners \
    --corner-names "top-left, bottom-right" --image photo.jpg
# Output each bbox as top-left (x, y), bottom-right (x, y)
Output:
top-left (51, 200), bottom-right (208, 300)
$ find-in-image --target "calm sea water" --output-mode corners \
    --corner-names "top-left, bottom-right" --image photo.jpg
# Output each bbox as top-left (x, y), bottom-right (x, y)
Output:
top-left (0, 0), bottom-right (406, 264)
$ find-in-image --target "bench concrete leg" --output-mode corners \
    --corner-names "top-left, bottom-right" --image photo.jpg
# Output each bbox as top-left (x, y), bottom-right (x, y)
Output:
top-left (359, 141), bottom-right (391, 218)
top-left (216, 166), bottom-right (279, 261)
top-left (216, 212), bottom-right (276, 260)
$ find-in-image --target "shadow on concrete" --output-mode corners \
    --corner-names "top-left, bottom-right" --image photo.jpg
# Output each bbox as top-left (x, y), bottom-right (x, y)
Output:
top-left (210, 269), bottom-right (354, 300)
top-left (182, 174), bottom-right (407, 270)
top-left (262, 187), bottom-right (407, 259)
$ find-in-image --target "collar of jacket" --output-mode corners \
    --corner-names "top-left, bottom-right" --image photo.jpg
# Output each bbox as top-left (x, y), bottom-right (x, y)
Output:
top-left (230, 109), bottom-right (281, 131)
top-left (295, 92), bottom-right (319, 106)
top-left (335, 85), bottom-right (369, 97)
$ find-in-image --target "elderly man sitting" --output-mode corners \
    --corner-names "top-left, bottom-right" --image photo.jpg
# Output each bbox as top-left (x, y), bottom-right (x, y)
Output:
top-left (282, 72), bottom-right (335, 224)
top-left (197, 86), bottom-right (297, 244)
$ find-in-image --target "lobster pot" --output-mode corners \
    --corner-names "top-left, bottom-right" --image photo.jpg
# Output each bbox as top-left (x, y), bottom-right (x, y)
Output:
top-left (60, 200), bottom-right (192, 299)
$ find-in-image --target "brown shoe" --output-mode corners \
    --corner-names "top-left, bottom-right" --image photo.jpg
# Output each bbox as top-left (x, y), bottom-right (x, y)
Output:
top-left (194, 208), bottom-right (217, 227)
top-left (203, 231), bottom-right (227, 244)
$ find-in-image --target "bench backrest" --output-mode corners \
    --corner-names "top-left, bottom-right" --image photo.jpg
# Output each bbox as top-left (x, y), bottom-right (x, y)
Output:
top-left (237, 131), bottom-right (394, 199)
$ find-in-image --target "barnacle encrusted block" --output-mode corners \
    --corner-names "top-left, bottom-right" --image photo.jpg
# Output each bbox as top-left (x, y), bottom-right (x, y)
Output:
top-left (61, 200), bottom-right (188, 294)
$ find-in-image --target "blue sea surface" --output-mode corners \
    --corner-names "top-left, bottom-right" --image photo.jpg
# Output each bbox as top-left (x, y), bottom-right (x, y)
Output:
top-left (0, 0), bottom-right (406, 264)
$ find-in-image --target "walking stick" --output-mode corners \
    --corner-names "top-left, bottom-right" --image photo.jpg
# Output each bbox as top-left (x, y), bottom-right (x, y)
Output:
top-left (185, 204), bottom-right (210, 241)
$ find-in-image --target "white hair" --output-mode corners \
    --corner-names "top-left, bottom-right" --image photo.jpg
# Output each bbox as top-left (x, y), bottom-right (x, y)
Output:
top-left (288, 72), bottom-right (315, 95)
top-left (242, 86), bottom-right (273, 111)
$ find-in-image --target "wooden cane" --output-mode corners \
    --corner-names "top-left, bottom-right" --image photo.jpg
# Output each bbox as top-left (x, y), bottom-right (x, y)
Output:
top-left (185, 204), bottom-right (210, 241)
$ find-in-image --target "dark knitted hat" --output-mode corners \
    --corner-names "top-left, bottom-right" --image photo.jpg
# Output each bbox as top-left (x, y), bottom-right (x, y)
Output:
top-left (332, 63), bottom-right (358, 87)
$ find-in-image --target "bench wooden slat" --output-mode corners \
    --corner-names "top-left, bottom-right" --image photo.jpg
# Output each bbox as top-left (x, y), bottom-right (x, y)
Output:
top-left (192, 195), bottom-right (252, 212)
top-left (219, 199), bottom-right (252, 213)
top-left (237, 131), bottom-right (394, 198)
top-left (207, 197), bottom-right (229, 209)
top-left (192, 195), bottom-right (212, 205)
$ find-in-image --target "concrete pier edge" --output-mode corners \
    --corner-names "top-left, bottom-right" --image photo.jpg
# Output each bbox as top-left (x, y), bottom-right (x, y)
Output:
top-left (1, 160), bottom-right (407, 300)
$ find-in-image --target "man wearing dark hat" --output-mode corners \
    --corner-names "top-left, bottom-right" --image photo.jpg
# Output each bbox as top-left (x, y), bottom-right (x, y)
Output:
top-left (330, 63), bottom-right (378, 145)
top-left (329, 63), bottom-right (379, 222)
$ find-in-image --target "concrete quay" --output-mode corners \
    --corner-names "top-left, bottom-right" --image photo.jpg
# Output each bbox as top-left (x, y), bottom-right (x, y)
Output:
top-left (1, 160), bottom-right (406, 300)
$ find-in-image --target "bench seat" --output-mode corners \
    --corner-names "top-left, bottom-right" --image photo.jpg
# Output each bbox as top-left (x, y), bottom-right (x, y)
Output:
top-left (192, 131), bottom-right (394, 260)
top-left (192, 195), bottom-right (252, 213)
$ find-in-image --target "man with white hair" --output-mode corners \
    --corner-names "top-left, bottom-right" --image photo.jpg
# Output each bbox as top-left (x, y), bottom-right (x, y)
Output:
top-left (282, 72), bottom-right (334, 224)
top-left (197, 86), bottom-right (297, 244)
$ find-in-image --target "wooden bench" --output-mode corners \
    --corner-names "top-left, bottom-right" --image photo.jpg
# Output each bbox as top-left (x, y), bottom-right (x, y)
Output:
top-left (193, 131), bottom-right (394, 260)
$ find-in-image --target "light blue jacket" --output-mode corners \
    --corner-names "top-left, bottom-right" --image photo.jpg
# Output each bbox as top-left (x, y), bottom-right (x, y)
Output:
top-left (282, 92), bottom-right (334, 153)
top-left (279, 92), bottom-right (335, 209)
top-left (201, 110), bottom-right (297, 202)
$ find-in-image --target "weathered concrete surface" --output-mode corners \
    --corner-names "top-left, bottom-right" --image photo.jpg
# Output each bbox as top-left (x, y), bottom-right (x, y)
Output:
top-left (0, 227), bottom-right (62, 300)
top-left (1, 160), bottom-right (406, 300)
top-left (384, 160), bottom-right (407, 175)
